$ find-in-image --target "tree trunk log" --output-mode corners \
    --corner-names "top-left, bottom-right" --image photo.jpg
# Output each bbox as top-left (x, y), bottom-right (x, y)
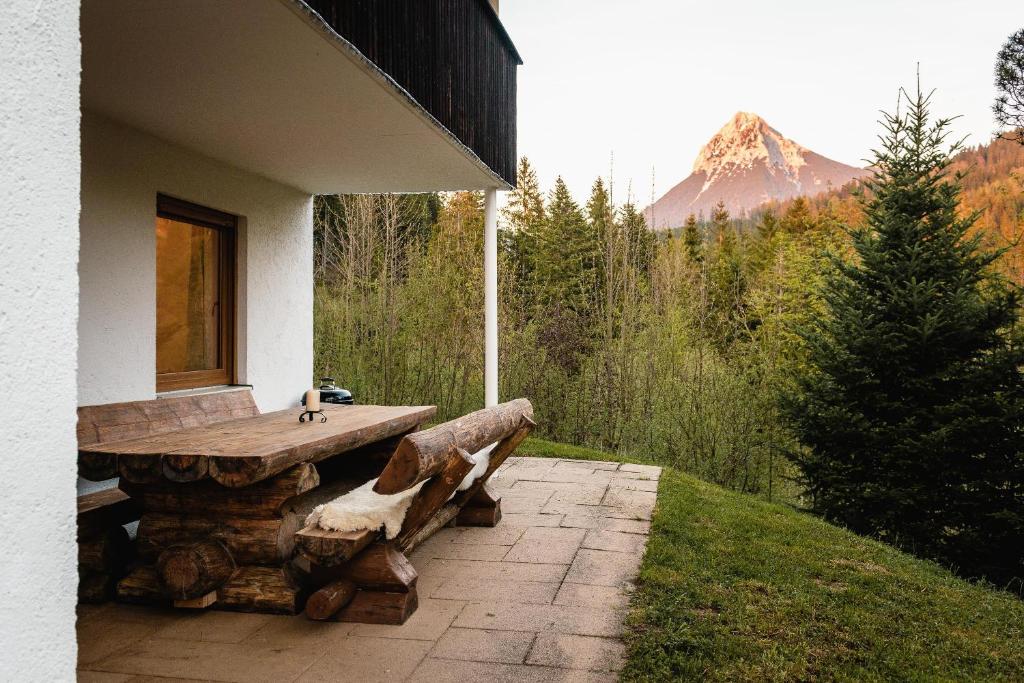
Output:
top-left (454, 415), bottom-right (535, 508)
top-left (305, 578), bottom-right (356, 620)
top-left (156, 540), bottom-right (235, 600)
top-left (121, 463), bottom-right (319, 518)
top-left (136, 512), bottom-right (301, 565)
top-left (374, 399), bottom-right (533, 494)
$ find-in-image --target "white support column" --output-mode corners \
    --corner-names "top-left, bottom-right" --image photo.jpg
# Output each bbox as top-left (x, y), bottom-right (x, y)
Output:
top-left (484, 188), bottom-right (499, 407)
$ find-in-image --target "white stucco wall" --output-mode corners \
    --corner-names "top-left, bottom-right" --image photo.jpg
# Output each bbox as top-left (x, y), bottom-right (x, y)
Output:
top-left (79, 113), bottom-right (314, 414)
top-left (0, 1), bottom-right (80, 680)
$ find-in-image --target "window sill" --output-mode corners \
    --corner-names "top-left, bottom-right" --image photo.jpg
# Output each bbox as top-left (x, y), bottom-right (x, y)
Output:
top-left (156, 384), bottom-right (252, 400)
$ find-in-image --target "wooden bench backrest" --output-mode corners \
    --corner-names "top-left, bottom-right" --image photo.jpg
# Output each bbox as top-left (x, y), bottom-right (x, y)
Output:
top-left (78, 390), bottom-right (259, 447)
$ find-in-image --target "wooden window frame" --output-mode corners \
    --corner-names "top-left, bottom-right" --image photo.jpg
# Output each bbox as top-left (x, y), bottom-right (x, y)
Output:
top-left (155, 194), bottom-right (237, 393)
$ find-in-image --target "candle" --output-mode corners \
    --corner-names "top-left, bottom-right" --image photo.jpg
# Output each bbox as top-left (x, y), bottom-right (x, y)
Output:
top-left (305, 389), bottom-right (321, 412)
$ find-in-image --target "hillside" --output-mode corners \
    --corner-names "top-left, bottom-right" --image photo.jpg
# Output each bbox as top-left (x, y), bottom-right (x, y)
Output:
top-left (646, 112), bottom-right (868, 229)
top-left (747, 136), bottom-right (1024, 282)
top-left (518, 438), bottom-right (1024, 682)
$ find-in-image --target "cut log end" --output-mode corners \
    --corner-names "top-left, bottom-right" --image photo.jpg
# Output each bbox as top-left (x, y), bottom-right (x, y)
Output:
top-left (157, 540), bottom-right (235, 600)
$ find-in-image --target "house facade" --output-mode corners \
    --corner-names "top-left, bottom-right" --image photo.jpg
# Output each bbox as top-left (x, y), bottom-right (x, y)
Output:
top-left (0, 1), bottom-right (518, 677)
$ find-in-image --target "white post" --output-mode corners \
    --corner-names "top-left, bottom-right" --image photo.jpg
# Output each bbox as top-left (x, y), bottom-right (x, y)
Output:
top-left (484, 188), bottom-right (499, 407)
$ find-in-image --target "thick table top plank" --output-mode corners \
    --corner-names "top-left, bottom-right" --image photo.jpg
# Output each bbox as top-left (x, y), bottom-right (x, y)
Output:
top-left (79, 404), bottom-right (436, 488)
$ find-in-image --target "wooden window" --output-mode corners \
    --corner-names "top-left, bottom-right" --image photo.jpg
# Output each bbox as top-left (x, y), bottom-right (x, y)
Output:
top-left (155, 195), bottom-right (236, 392)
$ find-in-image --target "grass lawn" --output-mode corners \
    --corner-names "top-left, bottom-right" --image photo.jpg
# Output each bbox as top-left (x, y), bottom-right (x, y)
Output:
top-left (518, 437), bottom-right (1024, 682)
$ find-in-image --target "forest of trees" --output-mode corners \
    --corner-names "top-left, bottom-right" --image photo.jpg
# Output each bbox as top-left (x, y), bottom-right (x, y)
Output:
top-left (314, 95), bottom-right (1024, 583)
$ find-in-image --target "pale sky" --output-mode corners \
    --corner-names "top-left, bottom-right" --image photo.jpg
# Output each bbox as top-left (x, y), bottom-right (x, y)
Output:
top-left (499, 0), bottom-right (1018, 205)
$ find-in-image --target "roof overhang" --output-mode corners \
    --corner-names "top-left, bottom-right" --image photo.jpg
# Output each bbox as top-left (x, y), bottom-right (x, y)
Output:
top-left (81, 0), bottom-right (510, 194)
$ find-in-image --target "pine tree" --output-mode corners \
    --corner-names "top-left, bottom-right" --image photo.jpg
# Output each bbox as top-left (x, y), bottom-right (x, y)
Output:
top-left (534, 177), bottom-right (601, 316)
top-left (780, 196), bottom-right (816, 235)
top-left (500, 157), bottom-right (546, 300)
top-left (708, 201), bottom-right (746, 340)
top-left (785, 86), bottom-right (1024, 584)
top-left (682, 213), bottom-right (703, 264)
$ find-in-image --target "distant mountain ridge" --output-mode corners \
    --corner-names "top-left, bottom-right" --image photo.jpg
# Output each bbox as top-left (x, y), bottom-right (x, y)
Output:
top-left (646, 112), bottom-right (868, 229)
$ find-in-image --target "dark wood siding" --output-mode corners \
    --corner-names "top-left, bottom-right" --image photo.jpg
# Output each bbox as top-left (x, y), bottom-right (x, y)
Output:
top-left (303, 0), bottom-right (520, 187)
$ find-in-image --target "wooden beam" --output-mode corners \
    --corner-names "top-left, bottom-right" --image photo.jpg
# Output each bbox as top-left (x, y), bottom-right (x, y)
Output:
top-left (305, 578), bottom-right (356, 620)
top-left (374, 399), bottom-right (533, 494)
top-left (294, 526), bottom-right (377, 567)
top-left (396, 447), bottom-right (474, 548)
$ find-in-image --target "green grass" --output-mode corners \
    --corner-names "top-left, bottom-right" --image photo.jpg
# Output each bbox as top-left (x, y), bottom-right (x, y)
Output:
top-left (518, 437), bottom-right (1024, 682)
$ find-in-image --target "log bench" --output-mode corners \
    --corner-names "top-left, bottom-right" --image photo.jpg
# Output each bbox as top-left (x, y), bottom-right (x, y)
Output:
top-left (76, 390), bottom-right (260, 602)
top-left (295, 398), bottom-right (535, 624)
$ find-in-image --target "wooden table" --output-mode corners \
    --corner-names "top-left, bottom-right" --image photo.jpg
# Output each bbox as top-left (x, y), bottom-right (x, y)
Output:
top-left (86, 403), bottom-right (436, 613)
top-left (80, 403), bottom-right (436, 487)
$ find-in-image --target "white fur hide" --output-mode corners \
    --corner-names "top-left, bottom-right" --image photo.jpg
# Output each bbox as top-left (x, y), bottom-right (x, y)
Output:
top-left (306, 478), bottom-right (426, 540)
top-left (457, 443), bottom-right (497, 491)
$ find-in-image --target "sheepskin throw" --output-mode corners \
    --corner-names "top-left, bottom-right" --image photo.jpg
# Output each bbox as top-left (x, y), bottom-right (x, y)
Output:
top-left (458, 443), bottom-right (496, 491)
top-left (306, 478), bottom-right (426, 540)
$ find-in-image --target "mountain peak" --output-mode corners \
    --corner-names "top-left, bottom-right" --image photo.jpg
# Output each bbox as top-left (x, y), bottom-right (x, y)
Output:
top-left (646, 114), bottom-right (868, 229)
top-left (691, 112), bottom-right (807, 179)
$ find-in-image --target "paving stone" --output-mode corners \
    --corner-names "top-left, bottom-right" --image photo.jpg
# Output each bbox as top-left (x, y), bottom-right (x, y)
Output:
top-left (540, 469), bottom-right (614, 485)
top-left (553, 583), bottom-right (631, 610)
top-left (241, 615), bottom-right (354, 657)
top-left (554, 459), bottom-right (622, 471)
top-left (428, 578), bottom-right (560, 604)
top-left (350, 598), bottom-right (465, 641)
top-left (455, 602), bottom-right (626, 638)
top-left (90, 637), bottom-right (316, 683)
top-left (77, 610), bottom-right (181, 667)
top-left (582, 530), bottom-right (649, 554)
top-left (409, 657), bottom-right (617, 683)
top-left (501, 497), bottom-right (551, 514)
top-left (425, 542), bottom-right (512, 561)
top-left (607, 476), bottom-right (659, 492)
top-left (617, 463), bottom-right (662, 478)
top-left (540, 500), bottom-right (620, 517)
top-left (560, 516), bottom-right (651, 534)
top-left (602, 487), bottom-right (658, 512)
top-left (565, 549), bottom-right (643, 588)
top-left (504, 527), bottom-right (587, 564)
top-left (151, 611), bottom-right (272, 644)
top-left (500, 512), bottom-right (565, 527)
top-left (449, 525), bottom-right (527, 545)
top-left (429, 627), bottom-right (535, 664)
top-left (297, 635), bottom-right (432, 682)
top-left (418, 558), bottom-right (569, 583)
top-left (527, 633), bottom-right (626, 672)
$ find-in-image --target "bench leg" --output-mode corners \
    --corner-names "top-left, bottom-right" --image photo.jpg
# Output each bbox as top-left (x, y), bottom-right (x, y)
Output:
top-left (310, 542), bottom-right (419, 625)
top-left (456, 484), bottom-right (502, 527)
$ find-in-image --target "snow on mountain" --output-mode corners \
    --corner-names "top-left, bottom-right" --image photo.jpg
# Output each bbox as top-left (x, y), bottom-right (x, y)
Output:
top-left (646, 112), bottom-right (868, 229)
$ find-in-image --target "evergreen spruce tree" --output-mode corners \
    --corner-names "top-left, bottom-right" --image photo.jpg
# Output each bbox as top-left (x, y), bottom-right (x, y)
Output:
top-left (534, 177), bottom-right (601, 316)
top-left (500, 157), bottom-right (546, 302)
top-left (682, 213), bottom-right (704, 264)
top-left (708, 201), bottom-right (747, 339)
top-left (785, 86), bottom-right (1024, 584)
top-left (780, 196), bottom-right (816, 235)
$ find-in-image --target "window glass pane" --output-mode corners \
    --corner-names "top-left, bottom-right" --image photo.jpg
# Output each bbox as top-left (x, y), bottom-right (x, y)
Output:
top-left (156, 217), bottom-right (221, 374)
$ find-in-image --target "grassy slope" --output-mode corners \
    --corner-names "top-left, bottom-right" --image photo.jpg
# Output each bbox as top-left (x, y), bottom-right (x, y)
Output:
top-left (517, 438), bottom-right (1024, 682)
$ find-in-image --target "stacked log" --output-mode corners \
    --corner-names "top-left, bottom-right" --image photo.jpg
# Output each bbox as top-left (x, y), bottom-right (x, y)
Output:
top-left (77, 488), bottom-right (139, 603)
top-left (117, 462), bottom-right (321, 613)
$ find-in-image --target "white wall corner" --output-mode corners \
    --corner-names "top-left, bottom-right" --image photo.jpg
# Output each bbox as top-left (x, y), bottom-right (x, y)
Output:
top-left (0, 1), bottom-right (81, 679)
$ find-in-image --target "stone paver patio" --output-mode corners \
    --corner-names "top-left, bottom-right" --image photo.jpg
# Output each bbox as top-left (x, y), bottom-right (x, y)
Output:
top-left (76, 456), bottom-right (661, 682)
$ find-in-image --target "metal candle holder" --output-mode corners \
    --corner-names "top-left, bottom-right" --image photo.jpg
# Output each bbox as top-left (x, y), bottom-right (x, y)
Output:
top-left (299, 409), bottom-right (326, 423)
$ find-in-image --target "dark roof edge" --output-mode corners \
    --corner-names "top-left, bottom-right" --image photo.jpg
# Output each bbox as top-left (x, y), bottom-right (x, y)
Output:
top-left (477, 0), bottom-right (524, 65)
